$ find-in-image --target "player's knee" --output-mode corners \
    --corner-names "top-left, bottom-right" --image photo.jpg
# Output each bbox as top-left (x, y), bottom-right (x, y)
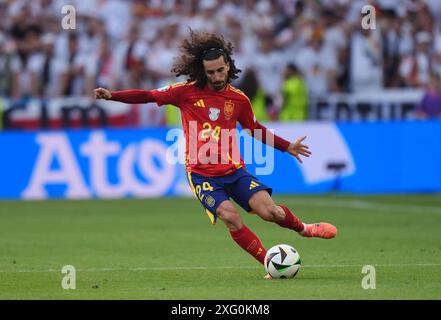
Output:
top-left (255, 204), bottom-right (282, 222)
top-left (258, 208), bottom-right (274, 221)
top-left (217, 205), bottom-right (242, 229)
top-left (218, 208), bottom-right (241, 224)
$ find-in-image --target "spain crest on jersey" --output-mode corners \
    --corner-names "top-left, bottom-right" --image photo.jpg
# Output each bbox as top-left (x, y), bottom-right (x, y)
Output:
top-left (209, 108), bottom-right (220, 121)
top-left (224, 100), bottom-right (234, 120)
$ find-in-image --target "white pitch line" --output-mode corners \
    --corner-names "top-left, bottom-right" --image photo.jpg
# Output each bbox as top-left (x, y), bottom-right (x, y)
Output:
top-left (282, 198), bottom-right (441, 214)
top-left (1, 263), bottom-right (440, 273)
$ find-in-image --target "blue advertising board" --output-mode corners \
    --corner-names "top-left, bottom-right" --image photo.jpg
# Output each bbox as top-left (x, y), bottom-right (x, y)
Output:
top-left (0, 121), bottom-right (440, 199)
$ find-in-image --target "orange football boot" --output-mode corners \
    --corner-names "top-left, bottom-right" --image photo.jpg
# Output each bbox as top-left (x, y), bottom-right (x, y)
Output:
top-left (301, 223), bottom-right (337, 239)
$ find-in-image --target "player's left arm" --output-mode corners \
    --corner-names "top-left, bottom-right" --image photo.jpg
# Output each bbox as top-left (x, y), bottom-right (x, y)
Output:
top-left (238, 98), bottom-right (311, 163)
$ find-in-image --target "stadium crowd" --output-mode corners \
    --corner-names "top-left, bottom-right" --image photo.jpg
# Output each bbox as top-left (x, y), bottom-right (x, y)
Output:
top-left (1, 0), bottom-right (441, 123)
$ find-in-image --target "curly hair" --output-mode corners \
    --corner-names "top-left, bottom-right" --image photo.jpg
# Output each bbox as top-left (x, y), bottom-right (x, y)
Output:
top-left (171, 29), bottom-right (241, 88)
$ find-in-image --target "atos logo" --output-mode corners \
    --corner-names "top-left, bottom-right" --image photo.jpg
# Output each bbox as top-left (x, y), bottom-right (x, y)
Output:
top-left (22, 132), bottom-right (176, 199)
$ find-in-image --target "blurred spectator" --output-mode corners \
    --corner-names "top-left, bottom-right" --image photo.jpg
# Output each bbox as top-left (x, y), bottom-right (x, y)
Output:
top-left (273, 0), bottom-right (311, 53)
top-left (227, 19), bottom-right (253, 84)
top-left (10, 27), bottom-right (42, 99)
top-left (146, 23), bottom-right (179, 88)
top-left (251, 31), bottom-right (285, 118)
top-left (416, 73), bottom-right (441, 119)
top-left (35, 33), bottom-right (66, 98)
top-left (58, 33), bottom-right (87, 96)
top-left (116, 22), bottom-right (149, 89)
top-left (80, 16), bottom-right (106, 57)
top-left (295, 27), bottom-right (338, 98)
top-left (399, 31), bottom-right (432, 88)
top-left (350, 26), bottom-right (383, 93)
top-left (237, 68), bottom-right (269, 121)
top-left (379, 9), bottom-right (402, 88)
top-left (185, 0), bottom-right (220, 33)
top-left (98, 0), bottom-right (132, 41)
top-left (1, 0), bottom-right (441, 125)
top-left (0, 33), bottom-right (14, 96)
top-left (85, 36), bottom-right (119, 95)
top-left (321, 6), bottom-right (350, 91)
top-left (279, 63), bottom-right (308, 122)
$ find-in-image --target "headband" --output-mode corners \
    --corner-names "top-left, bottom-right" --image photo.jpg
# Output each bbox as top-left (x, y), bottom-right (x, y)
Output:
top-left (201, 47), bottom-right (227, 60)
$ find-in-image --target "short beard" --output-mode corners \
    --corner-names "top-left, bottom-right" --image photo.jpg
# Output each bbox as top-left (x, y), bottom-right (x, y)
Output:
top-left (211, 81), bottom-right (226, 91)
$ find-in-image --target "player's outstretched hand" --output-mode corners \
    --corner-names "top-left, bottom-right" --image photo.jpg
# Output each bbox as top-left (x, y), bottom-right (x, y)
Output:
top-left (94, 87), bottom-right (112, 100)
top-left (287, 136), bottom-right (311, 164)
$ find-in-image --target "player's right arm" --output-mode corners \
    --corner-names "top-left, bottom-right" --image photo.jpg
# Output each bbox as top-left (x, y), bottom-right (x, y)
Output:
top-left (94, 87), bottom-right (155, 104)
top-left (94, 83), bottom-right (188, 106)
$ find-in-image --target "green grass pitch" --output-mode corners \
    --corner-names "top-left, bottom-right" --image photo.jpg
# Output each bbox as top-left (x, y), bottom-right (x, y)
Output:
top-left (1, 195), bottom-right (440, 299)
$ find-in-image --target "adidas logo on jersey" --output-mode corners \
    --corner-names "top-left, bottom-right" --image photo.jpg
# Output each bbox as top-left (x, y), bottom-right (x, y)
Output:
top-left (193, 99), bottom-right (206, 108)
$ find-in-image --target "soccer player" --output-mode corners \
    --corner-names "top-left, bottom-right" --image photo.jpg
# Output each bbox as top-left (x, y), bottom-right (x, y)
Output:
top-left (94, 30), bottom-right (337, 278)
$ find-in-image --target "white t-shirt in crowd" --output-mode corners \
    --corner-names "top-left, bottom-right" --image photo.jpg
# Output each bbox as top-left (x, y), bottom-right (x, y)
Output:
top-left (295, 44), bottom-right (337, 97)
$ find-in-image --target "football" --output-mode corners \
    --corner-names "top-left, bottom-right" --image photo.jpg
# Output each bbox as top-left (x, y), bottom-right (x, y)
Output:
top-left (264, 244), bottom-right (301, 279)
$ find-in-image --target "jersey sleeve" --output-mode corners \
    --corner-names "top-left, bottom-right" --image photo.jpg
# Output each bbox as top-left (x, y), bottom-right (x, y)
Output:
top-left (238, 96), bottom-right (290, 152)
top-left (151, 83), bottom-right (189, 107)
top-left (237, 95), bottom-right (258, 132)
top-left (110, 90), bottom-right (155, 104)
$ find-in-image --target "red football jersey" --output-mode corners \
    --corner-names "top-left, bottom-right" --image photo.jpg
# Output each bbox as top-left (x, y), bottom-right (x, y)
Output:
top-left (151, 82), bottom-right (262, 177)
